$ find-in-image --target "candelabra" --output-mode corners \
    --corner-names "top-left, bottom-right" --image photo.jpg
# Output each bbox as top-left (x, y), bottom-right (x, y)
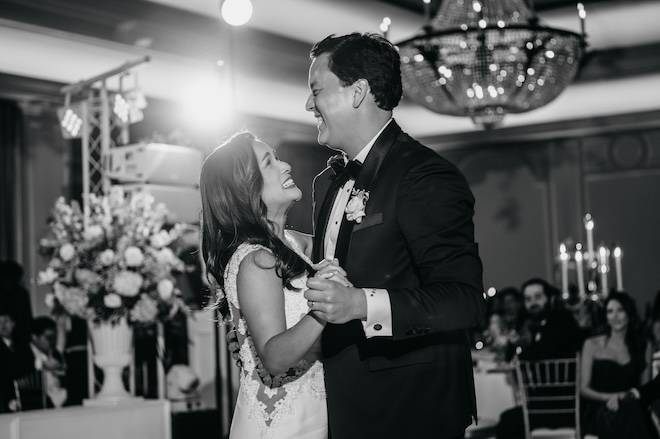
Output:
top-left (557, 213), bottom-right (623, 303)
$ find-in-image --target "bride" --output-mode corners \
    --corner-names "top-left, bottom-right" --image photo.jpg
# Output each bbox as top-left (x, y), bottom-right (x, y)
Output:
top-left (199, 130), bottom-right (346, 439)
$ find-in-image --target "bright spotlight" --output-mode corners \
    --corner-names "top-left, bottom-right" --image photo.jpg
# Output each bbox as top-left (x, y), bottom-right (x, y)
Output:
top-left (180, 76), bottom-right (233, 131)
top-left (57, 105), bottom-right (84, 139)
top-left (221, 0), bottom-right (253, 26)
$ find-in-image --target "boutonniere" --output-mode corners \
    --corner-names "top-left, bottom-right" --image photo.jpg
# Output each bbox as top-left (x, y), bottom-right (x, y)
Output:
top-left (345, 188), bottom-right (369, 223)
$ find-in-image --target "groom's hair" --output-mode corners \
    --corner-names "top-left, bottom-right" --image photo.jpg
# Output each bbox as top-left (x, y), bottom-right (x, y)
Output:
top-left (311, 32), bottom-right (402, 111)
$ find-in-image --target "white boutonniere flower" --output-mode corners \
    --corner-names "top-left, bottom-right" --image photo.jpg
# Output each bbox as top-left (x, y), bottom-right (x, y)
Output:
top-left (345, 188), bottom-right (370, 223)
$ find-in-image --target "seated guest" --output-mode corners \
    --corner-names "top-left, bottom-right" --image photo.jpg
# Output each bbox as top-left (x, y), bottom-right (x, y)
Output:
top-left (499, 286), bottom-right (526, 335)
top-left (517, 277), bottom-right (584, 360)
top-left (495, 277), bottom-right (584, 439)
top-left (646, 289), bottom-right (660, 377)
top-left (0, 260), bottom-right (33, 345)
top-left (0, 307), bottom-right (20, 412)
top-left (14, 316), bottom-right (68, 410)
top-left (580, 291), bottom-right (658, 439)
top-left (572, 296), bottom-right (606, 341)
top-left (482, 287), bottom-right (529, 363)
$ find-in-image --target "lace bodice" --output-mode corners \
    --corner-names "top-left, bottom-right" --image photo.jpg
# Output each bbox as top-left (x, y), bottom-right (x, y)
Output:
top-left (224, 232), bottom-right (325, 439)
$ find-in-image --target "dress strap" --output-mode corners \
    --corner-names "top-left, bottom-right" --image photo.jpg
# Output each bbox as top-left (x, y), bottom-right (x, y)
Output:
top-left (284, 231), bottom-right (313, 266)
top-left (224, 243), bottom-right (269, 310)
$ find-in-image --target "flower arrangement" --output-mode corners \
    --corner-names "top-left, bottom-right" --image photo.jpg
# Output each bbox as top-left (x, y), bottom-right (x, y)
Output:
top-left (38, 186), bottom-right (190, 325)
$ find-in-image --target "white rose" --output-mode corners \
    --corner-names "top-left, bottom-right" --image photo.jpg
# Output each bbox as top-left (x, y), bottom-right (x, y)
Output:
top-left (45, 293), bottom-right (55, 309)
top-left (83, 225), bottom-right (104, 241)
top-left (38, 267), bottom-right (59, 285)
top-left (59, 243), bottom-right (76, 261)
top-left (345, 196), bottom-right (367, 223)
top-left (157, 279), bottom-right (174, 300)
top-left (112, 270), bottom-right (143, 297)
top-left (345, 196), bottom-right (363, 213)
top-left (155, 248), bottom-right (175, 265)
top-left (124, 246), bottom-right (144, 267)
top-left (98, 249), bottom-right (115, 266)
top-left (103, 293), bottom-right (122, 309)
top-left (150, 231), bottom-right (169, 249)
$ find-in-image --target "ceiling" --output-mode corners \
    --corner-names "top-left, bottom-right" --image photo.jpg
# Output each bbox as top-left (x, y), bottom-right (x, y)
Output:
top-left (1, 0), bottom-right (659, 138)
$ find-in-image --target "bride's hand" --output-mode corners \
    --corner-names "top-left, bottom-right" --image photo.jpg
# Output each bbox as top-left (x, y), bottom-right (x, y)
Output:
top-left (312, 259), bottom-right (353, 288)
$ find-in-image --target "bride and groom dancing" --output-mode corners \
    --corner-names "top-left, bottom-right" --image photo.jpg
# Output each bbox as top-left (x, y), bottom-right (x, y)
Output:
top-left (199, 32), bottom-right (485, 439)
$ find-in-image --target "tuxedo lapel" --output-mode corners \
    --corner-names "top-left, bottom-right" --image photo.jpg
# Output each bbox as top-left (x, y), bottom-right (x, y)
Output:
top-left (333, 121), bottom-right (402, 265)
top-left (312, 169), bottom-right (343, 263)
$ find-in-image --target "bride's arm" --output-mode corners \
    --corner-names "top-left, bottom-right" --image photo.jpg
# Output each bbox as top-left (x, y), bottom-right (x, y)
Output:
top-left (237, 249), bottom-right (325, 375)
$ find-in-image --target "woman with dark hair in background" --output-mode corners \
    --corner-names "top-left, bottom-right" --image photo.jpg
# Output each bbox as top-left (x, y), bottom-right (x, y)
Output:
top-left (580, 291), bottom-right (658, 439)
top-left (200, 130), bottom-right (345, 439)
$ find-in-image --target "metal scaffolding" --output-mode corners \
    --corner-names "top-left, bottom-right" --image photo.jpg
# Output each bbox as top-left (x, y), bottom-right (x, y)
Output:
top-left (60, 56), bottom-right (150, 211)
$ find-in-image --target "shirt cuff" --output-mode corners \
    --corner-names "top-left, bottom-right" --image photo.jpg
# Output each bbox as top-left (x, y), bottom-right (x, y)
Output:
top-left (362, 288), bottom-right (392, 338)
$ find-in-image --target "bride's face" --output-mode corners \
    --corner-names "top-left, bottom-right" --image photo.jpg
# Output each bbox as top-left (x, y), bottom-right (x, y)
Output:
top-left (252, 141), bottom-right (302, 215)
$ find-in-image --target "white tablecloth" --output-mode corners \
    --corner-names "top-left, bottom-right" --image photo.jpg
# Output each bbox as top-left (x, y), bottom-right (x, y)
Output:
top-left (472, 350), bottom-right (518, 422)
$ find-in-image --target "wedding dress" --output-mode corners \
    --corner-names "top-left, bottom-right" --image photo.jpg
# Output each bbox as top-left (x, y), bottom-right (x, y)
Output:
top-left (224, 232), bottom-right (328, 439)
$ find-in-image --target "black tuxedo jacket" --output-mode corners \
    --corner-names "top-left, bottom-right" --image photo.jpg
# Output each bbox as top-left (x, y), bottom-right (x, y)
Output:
top-left (0, 340), bottom-right (17, 412)
top-left (312, 121), bottom-right (485, 439)
top-left (638, 372), bottom-right (660, 407)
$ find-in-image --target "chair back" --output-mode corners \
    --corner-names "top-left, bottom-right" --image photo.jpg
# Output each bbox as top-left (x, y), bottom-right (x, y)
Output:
top-left (513, 353), bottom-right (581, 439)
top-left (13, 369), bottom-right (47, 411)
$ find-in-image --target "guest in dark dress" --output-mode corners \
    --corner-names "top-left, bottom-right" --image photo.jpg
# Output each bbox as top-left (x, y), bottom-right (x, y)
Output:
top-left (580, 291), bottom-right (658, 439)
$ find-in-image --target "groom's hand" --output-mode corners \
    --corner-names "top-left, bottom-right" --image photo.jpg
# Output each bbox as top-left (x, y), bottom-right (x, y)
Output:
top-left (305, 277), bottom-right (367, 324)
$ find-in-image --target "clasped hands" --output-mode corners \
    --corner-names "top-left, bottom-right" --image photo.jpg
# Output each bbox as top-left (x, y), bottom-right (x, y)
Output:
top-left (305, 258), bottom-right (367, 325)
top-left (605, 389), bottom-right (639, 411)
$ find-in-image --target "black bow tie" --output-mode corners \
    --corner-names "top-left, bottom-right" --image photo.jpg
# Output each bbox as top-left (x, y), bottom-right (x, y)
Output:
top-left (328, 155), bottom-right (362, 184)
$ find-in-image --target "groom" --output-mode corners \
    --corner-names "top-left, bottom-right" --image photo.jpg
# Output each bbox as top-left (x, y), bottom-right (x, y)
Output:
top-left (304, 33), bottom-right (485, 439)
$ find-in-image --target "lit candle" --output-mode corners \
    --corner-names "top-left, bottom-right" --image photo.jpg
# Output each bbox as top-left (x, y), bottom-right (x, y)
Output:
top-left (575, 247), bottom-right (585, 299)
top-left (577, 3), bottom-right (586, 36)
top-left (585, 214), bottom-right (595, 267)
top-left (613, 246), bottom-right (623, 291)
top-left (599, 246), bottom-right (609, 297)
top-left (560, 243), bottom-right (569, 297)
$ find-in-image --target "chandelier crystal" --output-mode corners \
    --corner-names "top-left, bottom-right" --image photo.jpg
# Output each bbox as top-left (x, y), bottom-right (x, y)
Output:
top-left (396, 0), bottom-right (586, 128)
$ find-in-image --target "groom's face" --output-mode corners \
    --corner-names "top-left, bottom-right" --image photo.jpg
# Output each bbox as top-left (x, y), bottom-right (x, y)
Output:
top-left (306, 53), bottom-right (355, 152)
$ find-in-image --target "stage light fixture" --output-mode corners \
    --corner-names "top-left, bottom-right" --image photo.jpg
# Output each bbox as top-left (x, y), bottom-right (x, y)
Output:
top-left (57, 105), bottom-right (84, 139)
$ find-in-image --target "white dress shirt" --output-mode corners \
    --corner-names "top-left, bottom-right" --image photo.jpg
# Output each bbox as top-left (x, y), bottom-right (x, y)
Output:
top-left (30, 343), bottom-right (68, 408)
top-left (323, 119), bottom-right (393, 338)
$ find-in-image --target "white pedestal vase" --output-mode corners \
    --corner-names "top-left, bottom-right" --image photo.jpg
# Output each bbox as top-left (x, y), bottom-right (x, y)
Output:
top-left (85, 317), bottom-right (136, 406)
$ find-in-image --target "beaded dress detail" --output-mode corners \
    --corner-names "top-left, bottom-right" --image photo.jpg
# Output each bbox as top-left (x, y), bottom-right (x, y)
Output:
top-left (224, 232), bottom-right (327, 439)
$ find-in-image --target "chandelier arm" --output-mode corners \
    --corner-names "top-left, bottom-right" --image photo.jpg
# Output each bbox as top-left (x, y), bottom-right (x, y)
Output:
top-left (414, 44), bottom-right (465, 110)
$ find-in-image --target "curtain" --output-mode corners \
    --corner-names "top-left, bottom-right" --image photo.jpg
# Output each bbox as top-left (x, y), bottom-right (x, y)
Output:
top-left (0, 99), bottom-right (24, 261)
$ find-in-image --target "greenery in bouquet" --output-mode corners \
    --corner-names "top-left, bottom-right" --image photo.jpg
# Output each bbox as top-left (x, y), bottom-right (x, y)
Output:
top-left (38, 186), bottom-right (190, 326)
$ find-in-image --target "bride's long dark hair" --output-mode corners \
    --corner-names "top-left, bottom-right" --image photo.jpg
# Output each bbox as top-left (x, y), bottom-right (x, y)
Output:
top-left (199, 130), bottom-right (310, 320)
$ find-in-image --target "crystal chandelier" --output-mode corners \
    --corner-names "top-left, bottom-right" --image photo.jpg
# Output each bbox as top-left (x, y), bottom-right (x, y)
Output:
top-left (396, 0), bottom-right (587, 128)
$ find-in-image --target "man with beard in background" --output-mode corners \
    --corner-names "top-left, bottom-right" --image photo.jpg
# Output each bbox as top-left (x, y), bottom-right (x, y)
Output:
top-left (495, 277), bottom-right (584, 439)
top-left (518, 277), bottom-right (583, 360)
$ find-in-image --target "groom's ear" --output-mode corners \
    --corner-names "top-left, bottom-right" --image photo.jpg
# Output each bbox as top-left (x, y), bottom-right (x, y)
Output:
top-left (352, 79), bottom-right (369, 108)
